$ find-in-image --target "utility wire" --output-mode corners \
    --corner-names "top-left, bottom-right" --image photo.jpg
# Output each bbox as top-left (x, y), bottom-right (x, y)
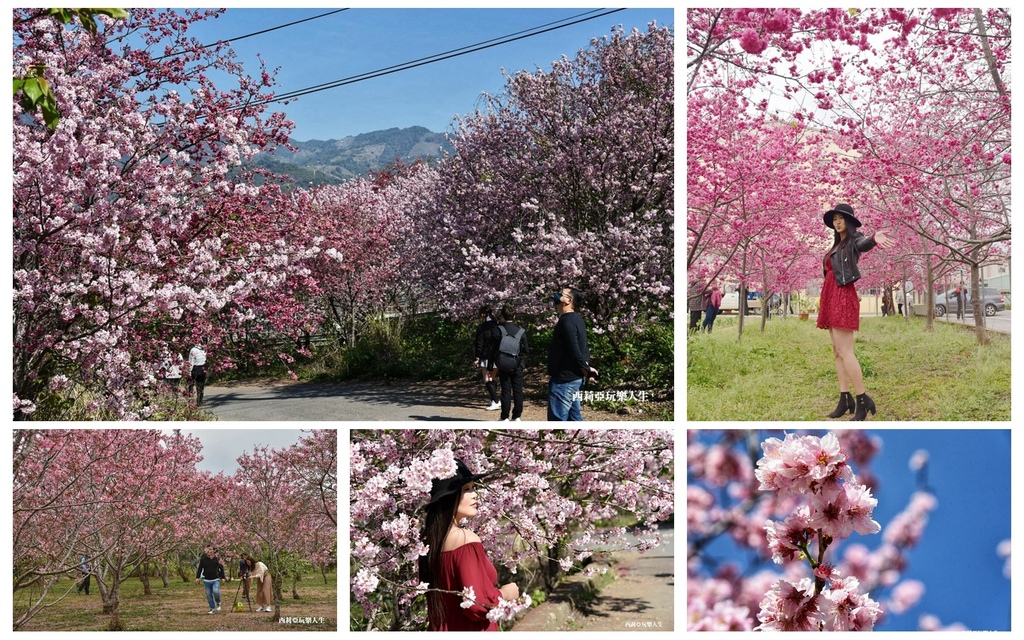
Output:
top-left (154, 9), bottom-right (349, 61)
top-left (236, 8), bottom-right (626, 110)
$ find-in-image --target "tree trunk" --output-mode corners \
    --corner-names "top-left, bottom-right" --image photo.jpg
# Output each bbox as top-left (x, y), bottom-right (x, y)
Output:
top-left (970, 260), bottom-right (990, 345)
top-left (139, 561), bottom-right (152, 595)
top-left (159, 561), bottom-right (169, 588)
top-left (291, 570), bottom-right (302, 599)
top-left (102, 580), bottom-right (120, 616)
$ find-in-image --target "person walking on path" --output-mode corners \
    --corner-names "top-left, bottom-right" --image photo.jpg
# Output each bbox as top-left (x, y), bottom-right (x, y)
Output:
top-left (701, 284), bottom-right (723, 332)
top-left (547, 287), bottom-right (598, 421)
top-left (472, 306), bottom-right (501, 412)
top-left (494, 305), bottom-right (528, 422)
top-left (687, 281), bottom-right (707, 334)
top-left (248, 556), bottom-right (274, 612)
top-left (817, 203), bottom-right (895, 421)
top-left (195, 545), bottom-right (226, 614)
top-left (76, 556), bottom-right (91, 595)
top-left (188, 341), bottom-right (207, 404)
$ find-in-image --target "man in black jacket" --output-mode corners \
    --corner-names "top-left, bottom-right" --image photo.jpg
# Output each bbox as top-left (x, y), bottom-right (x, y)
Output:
top-left (547, 288), bottom-right (598, 421)
top-left (194, 545), bottom-right (225, 614)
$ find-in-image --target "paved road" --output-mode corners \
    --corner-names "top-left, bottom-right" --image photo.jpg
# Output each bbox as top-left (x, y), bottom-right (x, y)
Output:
top-left (203, 378), bottom-right (548, 421)
top-left (203, 377), bottom-right (651, 422)
top-left (932, 310), bottom-right (1010, 334)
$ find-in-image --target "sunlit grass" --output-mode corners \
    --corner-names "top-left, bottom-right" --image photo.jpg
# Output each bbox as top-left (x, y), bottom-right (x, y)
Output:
top-left (687, 316), bottom-right (1010, 421)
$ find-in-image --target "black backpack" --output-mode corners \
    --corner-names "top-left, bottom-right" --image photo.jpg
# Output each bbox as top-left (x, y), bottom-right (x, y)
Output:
top-left (495, 325), bottom-right (526, 373)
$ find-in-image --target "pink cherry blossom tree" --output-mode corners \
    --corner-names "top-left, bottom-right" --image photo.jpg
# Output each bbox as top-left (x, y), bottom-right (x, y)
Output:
top-left (408, 23), bottom-right (673, 342)
top-left (687, 9), bottom-right (1010, 341)
top-left (12, 9), bottom-right (321, 419)
top-left (350, 429), bottom-right (674, 630)
top-left (13, 428), bottom-right (336, 629)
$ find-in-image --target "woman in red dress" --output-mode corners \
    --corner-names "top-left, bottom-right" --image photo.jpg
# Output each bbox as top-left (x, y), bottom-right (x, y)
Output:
top-left (419, 459), bottom-right (519, 631)
top-left (817, 203), bottom-right (894, 420)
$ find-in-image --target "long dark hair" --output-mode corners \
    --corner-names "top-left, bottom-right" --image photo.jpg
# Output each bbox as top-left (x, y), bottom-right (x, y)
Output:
top-left (419, 490), bottom-right (460, 630)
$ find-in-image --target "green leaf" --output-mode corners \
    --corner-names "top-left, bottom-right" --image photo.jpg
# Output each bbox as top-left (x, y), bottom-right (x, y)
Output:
top-left (19, 77), bottom-right (44, 105)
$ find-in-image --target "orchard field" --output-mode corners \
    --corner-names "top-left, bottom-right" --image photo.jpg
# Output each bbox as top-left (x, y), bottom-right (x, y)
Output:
top-left (13, 9), bottom-right (673, 420)
top-left (13, 429), bottom-right (337, 631)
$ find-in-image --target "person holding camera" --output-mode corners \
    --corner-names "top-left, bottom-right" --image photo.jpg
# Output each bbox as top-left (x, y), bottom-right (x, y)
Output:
top-left (547, 287), bottom-right (598, 421)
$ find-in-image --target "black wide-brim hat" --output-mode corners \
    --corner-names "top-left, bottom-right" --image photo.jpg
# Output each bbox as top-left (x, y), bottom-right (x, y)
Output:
top-left (824, 203), bottom-right (862, 229)
top-left (425, 459), bottom-right (490, 506)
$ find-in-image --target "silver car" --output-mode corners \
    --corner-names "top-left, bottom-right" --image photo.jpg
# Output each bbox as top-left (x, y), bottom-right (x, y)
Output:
top-left (934, 287), bottom-right (1006, 317)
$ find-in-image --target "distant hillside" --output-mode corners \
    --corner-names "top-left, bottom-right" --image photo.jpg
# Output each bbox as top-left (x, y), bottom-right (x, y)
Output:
top-left (253, 126), bottom-right (453, 185)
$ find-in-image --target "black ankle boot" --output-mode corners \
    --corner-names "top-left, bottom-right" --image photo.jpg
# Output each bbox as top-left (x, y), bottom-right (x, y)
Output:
top-left (850, 393), bottom-right (876, 421)
top-left (827, 392), bottom-right (855, 418)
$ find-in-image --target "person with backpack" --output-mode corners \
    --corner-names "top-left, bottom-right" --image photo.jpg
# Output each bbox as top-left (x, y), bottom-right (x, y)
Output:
top-left (493, 304), bottom-right (529, 422)
top-left (472, 306), bottom-right (501, 411)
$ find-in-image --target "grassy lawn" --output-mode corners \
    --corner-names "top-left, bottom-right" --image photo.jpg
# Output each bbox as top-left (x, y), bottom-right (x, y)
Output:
top-left (687, 315), bottom-right (1010, 421)
top-left (16, 572), bottom-right (337, 632)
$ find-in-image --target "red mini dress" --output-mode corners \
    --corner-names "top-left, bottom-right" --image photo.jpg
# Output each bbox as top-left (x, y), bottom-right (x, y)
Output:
top-left (431, 541), bottom-right (503, 631)
top-left (816, 252), bottom-right (861, 332)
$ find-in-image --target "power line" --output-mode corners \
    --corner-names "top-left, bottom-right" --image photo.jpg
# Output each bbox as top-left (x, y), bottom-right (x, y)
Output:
top-left (153, 9), bottom-right (349, 61)
top-left (236, 8), bottom-right (627, 109)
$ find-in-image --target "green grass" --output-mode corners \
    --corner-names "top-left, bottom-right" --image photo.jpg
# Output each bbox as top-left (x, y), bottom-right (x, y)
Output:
top-left (687, 316), bottom-right (1010, 421)
top-left (15, 571), bottom-right (337, 631)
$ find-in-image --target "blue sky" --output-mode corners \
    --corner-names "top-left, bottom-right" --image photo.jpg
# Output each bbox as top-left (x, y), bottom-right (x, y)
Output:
top-left (688, 429), bottom-right (1012, 631)
top-left (168, 6), bottom-right (675, 141)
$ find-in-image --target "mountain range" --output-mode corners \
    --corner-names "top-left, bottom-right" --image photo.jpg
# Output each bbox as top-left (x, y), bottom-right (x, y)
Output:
top-left (252, 125), bottom-right (453, 185)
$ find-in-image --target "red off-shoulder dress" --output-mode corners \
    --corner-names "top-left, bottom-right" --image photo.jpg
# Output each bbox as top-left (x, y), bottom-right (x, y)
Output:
top-left (817, 252), bottom-right (861, 331)
top-left (432, 541), bottom-right (503, 631)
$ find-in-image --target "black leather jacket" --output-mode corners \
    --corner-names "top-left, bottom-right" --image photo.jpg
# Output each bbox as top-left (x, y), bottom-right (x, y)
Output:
top-left (826, 231), bottom-right (877, 287)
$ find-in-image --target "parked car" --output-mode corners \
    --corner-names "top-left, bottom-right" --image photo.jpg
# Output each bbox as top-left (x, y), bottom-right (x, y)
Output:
top-left (719, 290), bottom-right (762, 315)
top-left (934, 287), bottom-right (1005, 317)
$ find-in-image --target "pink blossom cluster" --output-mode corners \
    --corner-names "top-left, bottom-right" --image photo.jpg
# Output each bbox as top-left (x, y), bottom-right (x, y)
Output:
top-left (756, 574), bottom-right (882, 631)
top-left (485, 594), bottom-right (533, 623)
top-left (688, 430), bottom-right (946, 631)
top-left (753, 433), bottom-right (882, 630)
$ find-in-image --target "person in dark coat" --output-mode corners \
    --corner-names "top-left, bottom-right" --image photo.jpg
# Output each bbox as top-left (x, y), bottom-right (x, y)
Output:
top-left (817, 204), bottom-right (895, 421)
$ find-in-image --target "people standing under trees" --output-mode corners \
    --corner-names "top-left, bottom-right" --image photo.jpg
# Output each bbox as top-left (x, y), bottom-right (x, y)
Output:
top-left (816, 204), bottom-right (895, 421)
top-left (494, 305), bottom-right (528, 422)
top-left (701, 284), bottom-right (722, 332)
top-left (248, 555), bottom-right (274, 613)
top-left (239, 556), bottom-right (251, 605)
top-left (687, 281), bottom-right (707, 333)
top-left (472, 306), bottom-right (501, 412)
top-left (547, 287), bottom-right (598, 421)
top-left (955, 286), bottom-right (964, 319)
top-left (194, 545), bottom-right (225, 614)
top-left (418, 458), bottom-right (518, 631)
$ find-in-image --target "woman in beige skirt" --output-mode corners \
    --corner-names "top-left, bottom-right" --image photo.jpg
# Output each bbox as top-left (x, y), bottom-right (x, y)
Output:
top-left (248, 557), bottom-right (274, 612)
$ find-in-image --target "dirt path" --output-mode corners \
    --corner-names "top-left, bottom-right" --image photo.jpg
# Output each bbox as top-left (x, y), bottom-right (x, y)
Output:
top-left (203, 374), bottom-right (653, 421)
top-left (512, 525), bottom-right (675, 632)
